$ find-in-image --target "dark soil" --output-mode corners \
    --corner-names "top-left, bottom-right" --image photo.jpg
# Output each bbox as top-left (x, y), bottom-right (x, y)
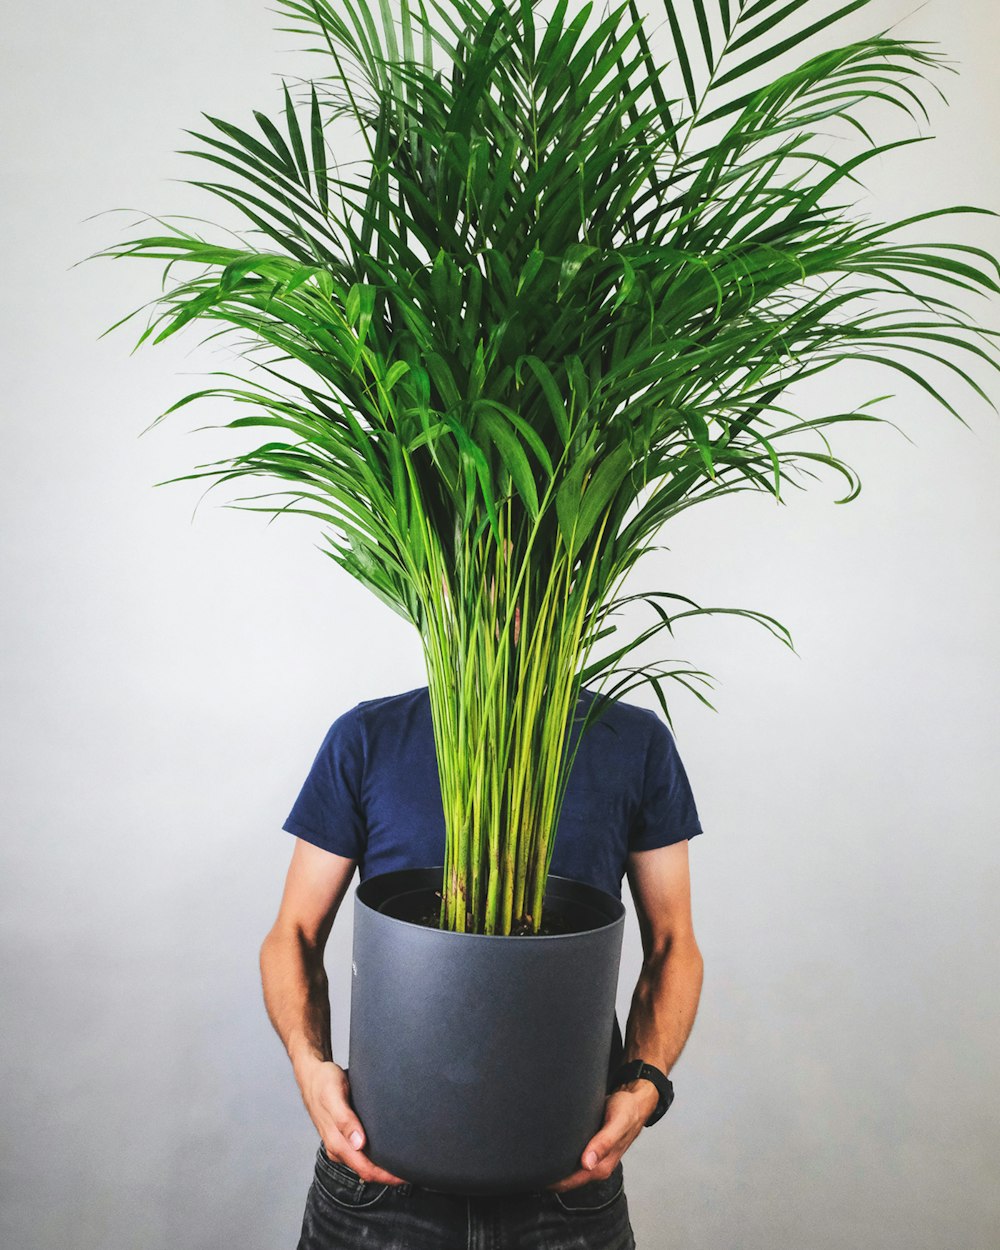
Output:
top-left (402, 890), bottom-right (580, 936)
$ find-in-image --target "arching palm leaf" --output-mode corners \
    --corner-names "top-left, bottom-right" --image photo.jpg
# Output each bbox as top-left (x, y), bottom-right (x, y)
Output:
top-left (84, 0), bottom-right (999, 932)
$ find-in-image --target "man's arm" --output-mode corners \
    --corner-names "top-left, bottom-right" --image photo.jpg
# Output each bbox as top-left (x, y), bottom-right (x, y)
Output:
top-left (259, 837), bottom-right (406, 1185)
top-left (548, 839), bottom-right (704, 1190)
top-left (620, 837), bottom-right (704, 1081)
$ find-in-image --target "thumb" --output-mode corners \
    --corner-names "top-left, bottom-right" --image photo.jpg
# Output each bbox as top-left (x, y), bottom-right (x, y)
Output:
top-left (581, 1132), bottom-right (612, 1170)
top-left (337, 1109), bottom-right (365, 1151)
top-left (331, 1080), bottom-right (366, 1152)
top-left (581, 1109), bottom-right (628, 1170)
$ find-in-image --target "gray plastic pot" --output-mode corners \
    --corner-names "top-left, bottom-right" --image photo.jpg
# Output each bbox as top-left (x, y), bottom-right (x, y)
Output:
top-left (346, 865), bottom-right (626, 1195)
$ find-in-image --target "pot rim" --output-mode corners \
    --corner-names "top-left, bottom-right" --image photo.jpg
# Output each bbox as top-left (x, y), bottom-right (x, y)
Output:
top-left (354, 865), bottom-right (626, 942)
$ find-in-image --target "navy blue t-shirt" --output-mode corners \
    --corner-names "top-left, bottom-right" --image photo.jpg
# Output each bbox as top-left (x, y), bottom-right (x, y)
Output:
top-left (283, 685), bottom-right (703, 900)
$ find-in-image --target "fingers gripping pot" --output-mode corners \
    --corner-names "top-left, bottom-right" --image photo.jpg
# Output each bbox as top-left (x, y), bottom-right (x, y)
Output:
top-left (347, 866), bottom-right (626, 1195)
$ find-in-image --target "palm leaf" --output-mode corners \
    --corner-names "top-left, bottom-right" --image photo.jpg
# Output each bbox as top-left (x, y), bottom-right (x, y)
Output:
top-left (86, 0), bottom-right (999, 933)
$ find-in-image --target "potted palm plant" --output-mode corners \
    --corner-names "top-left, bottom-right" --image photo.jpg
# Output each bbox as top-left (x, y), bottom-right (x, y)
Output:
top-left (86, 0), bottom-right (997, 1194)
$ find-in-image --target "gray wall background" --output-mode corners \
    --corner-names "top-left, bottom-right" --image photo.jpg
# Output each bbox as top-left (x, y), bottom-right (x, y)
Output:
top-left (3, 1), bottom-right (998, 1247)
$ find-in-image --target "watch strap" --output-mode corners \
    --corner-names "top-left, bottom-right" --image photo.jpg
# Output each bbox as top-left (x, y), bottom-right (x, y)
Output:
top-left (608, 1059), bottom-right (674, 1126)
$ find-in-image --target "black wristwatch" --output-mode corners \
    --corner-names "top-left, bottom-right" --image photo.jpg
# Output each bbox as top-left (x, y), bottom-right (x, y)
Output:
top-left (609, 1059), bottom-right (674, 1126)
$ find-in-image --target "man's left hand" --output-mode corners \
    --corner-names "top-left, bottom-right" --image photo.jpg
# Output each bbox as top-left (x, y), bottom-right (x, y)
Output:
top-left (546, 1084), bottom-right (660, 1192)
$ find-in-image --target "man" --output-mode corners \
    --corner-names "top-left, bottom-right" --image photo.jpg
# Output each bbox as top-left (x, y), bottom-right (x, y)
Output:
top-left (260, 684), bottom-right (705, 1249)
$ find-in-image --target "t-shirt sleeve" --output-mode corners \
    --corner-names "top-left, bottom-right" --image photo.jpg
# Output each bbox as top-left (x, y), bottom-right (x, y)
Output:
top-left (281, 708), bottom-right (367, 860)
top-left (629, 715), bottom-right (704, 851)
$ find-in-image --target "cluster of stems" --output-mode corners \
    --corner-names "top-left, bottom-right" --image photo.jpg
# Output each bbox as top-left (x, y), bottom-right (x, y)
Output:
top-left (416, 495), bottom-right (607, 934)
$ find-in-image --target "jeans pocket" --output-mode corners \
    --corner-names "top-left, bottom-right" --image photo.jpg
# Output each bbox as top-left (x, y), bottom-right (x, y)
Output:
top-left (314, 1143), bottom-right (392, 1210)
top-left (552, 1160), bottom-right (625, 1214)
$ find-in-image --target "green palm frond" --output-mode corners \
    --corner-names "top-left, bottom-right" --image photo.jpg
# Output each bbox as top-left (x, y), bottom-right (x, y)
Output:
top-left (83, 0), bottom-right (999, 933)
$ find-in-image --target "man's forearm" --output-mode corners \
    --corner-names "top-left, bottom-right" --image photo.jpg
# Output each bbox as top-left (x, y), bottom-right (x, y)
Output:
top-left (622, 936), bottom-right (704, 1081)
top-left (259, 925), bottom-right (333, 1080)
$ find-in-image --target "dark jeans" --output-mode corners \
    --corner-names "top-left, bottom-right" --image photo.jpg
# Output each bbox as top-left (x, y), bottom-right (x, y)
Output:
top-left (297, 1139), bottom-right (637, 1249)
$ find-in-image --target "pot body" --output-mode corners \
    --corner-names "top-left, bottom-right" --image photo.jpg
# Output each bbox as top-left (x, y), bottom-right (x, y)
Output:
top-left (347, 866), bottom-right (626, 1195)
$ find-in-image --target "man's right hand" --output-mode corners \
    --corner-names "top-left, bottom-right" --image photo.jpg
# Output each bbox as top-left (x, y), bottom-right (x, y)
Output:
top-left (298, 1058), bottom-right (408, 1186)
